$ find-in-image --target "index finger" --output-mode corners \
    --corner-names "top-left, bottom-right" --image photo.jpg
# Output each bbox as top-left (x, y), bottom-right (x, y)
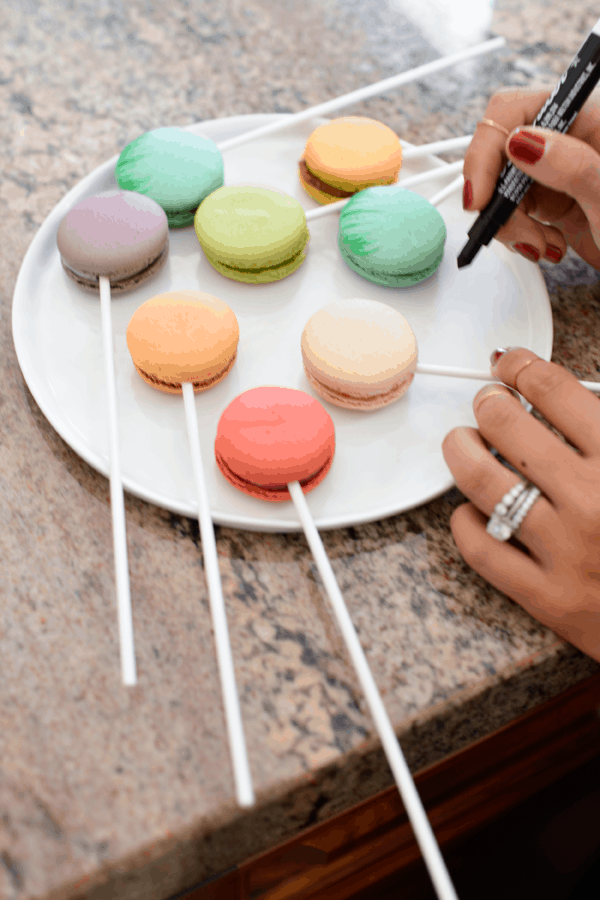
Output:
top-left (492, 347), bottom-right (600, 459)
top-left (464, 88), bottom-right (552, 211)
top-left (465, 87), bottom-right (600, 213)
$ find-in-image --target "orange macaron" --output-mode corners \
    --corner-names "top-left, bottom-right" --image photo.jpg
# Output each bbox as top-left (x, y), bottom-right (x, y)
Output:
top-left (298, 116), bottom-right (403, 205)
top-left (126, 290), bottom-right (239, 394)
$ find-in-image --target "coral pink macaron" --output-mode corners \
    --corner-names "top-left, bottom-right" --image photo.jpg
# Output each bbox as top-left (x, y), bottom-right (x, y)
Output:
top-left (214, 386), bottom-right (335, 502)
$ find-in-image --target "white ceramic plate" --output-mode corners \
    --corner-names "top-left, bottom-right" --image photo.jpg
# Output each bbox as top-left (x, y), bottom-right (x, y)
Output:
top-left (12, 114), bottom-right (552, 532)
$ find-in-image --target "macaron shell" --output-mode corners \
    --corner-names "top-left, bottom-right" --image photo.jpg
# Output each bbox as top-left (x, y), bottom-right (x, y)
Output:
top-left (303, 117), bottom-right (403, 193)
top-left (215, 386), bottom-right (335, 501)
top-left (194, 187), bottom-right (309, 281)
top-left (126, 290), bottom-right (239, 393)
top-left (115, 127), bottom-right (224, 228)
top-left (56, 189), bottom-right (169, 291)
top-left (338, 186), bottom-right (447, 286)
top-left (301, 298), bottom-right (418, 409)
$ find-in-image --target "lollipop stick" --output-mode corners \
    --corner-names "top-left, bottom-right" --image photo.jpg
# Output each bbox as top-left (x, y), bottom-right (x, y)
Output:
top-left (98, 276), bottom-right (137, 686)
top-left (416, 362), bottom-right (600, 393)
top-left (416, 363), bottom-right (494, 381)
top-left (288, 481), bottom-right (458, 900)
top-left (305, 160), bottom-right (464, 222)
top-left (181, 382), bottom-right (254, 809)
top-left (430, 174), bottom-right (464, 207)
top-left (217, 38), bottom-right (504, 152)
top-left (401, 134), bottom-right (473, 159)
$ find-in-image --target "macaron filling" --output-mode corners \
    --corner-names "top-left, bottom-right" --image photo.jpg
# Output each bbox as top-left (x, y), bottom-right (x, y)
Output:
top-left (214, 239), bottom-right (308, 274)
top-left (215, 451), bottom-right (332, 500)
top-left (134, 351), bottom-right (236, 392)
top-left (60, 244), bottom-right (169, 287)
top-left (298, 160), bottom-right (354, 199)
top-left (305, 364), bottom-right (414, 407)
top-left (340, 250), bottom-right (444, 287)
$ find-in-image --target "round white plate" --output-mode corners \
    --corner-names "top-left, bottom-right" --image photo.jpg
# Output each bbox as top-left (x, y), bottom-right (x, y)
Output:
top-left (12, 114), bottom-right (552, 532)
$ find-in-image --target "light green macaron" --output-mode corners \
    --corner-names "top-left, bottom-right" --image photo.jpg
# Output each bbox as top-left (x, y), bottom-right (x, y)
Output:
top-left (338, 185), bottom-right (447, 287)
top-left (194, 186), bottom-right (309, 284)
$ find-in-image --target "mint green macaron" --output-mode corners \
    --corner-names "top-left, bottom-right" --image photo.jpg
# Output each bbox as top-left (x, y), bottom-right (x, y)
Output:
top-left (194, 186), bottom-right (309, 284)
top-left (115, 127), bottom-right (224, 228)
top-left (338, 185), bottom-right (447, 287)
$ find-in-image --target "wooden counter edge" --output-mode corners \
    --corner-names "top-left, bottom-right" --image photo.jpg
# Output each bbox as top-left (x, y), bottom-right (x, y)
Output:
top-left (174, 670), bottom-right (600, 900)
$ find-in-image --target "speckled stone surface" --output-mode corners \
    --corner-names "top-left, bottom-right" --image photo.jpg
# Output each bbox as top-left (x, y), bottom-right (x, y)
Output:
top-left (2, 2), bottom-right (600, 899)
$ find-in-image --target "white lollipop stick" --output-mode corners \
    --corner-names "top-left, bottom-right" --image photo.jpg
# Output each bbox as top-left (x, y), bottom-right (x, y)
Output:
top-left (305, 160), bottom-right (464, 222)
top-left (429, 174), bottom-right (465, 207)
top-left (98, 276), bottom-right (137, 686)
top-left (288, 480), bottom-right (458, 900)
top-left (217, 38), bottom-right (504, 152)
top-left (181, 382), bottom-right (254, 809)
top-left (416, 362), bottom-right (600, 393)
top-left (401, 135), bottom-right (473, 159)
top-left (416, 363), bottom-right (495, 381)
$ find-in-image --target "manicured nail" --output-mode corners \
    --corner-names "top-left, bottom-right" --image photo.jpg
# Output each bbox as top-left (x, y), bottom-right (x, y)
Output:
top-left (490, 346), bottom-right (524, 374)
top-left (545, 244), bottom-right (563, 263)
top-left (513, 242), bottom-right (540, 262)
top-left (490, 347), bottom-right (508, 367)
top-left (508, 129), bottom-right (545, 165)
top-left (463, 179), bottom-right (473, 210)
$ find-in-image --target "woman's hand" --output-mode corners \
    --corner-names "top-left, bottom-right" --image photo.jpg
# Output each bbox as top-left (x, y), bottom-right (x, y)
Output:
top-left (463, 88), bottom-right (600, 270)
top-left (442, 347), bottom-right (600, 662)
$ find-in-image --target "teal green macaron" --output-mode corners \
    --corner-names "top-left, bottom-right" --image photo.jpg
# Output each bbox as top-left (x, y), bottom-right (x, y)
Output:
top-left (194, 186), bottom-right (309, 284)
top-left (338, 185), bottom-right (447, 287)
top-left (115, 127), bottom-right (224, 228)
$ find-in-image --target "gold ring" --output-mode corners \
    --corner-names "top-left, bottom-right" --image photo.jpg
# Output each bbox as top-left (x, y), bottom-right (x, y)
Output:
top-left (478, 118), bottom-right (510, 137)
top-left (512, 356), bottom-right (539, 389)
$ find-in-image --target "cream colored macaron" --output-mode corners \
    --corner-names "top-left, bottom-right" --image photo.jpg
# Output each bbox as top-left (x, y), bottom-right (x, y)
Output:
top-left (301, 298), bottom-right (417, 410)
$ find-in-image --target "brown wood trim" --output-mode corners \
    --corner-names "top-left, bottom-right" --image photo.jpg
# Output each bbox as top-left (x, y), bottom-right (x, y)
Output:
top-left (177, 671), bottom-right (600, 900)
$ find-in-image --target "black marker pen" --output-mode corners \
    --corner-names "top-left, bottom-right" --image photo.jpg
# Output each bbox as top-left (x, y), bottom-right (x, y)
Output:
top-left (457, 17), bottom-right (600, 269)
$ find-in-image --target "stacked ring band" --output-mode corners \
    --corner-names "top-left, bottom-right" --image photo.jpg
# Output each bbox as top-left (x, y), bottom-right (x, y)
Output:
top-left (487, 479), bottom-right (542, 542)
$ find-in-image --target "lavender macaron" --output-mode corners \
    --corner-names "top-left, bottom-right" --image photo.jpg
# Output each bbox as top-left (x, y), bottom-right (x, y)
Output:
top-left (57, 189), bottom-right (169, 293)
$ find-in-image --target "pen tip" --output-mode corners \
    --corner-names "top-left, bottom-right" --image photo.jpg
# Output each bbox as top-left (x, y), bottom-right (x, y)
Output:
top-left (456, 237), bottom-right (480, 269)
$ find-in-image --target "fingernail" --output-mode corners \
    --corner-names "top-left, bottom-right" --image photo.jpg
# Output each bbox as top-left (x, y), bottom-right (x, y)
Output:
top-left (545, 244), bottom-right (563, 263)
top-left (474, 383), bottom-right (516, 406)
top-left (463, 179), bottom-right (473, 210)
top-left (513, 242), bottom-right (540, 262)
top-left (508, 129), bottom-right (545, 165)
top-left (490, 346), bottom-right (524, 374)
top-left (490, 347), bottom-right (508, 368)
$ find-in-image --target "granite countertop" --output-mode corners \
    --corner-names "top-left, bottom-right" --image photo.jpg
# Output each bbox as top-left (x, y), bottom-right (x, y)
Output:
top-left (3, 1), bottom-right (600, 899)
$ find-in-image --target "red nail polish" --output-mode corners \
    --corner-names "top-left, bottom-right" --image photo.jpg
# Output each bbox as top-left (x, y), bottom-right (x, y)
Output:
top-left (545, 244), bottom-right (563, 262)
top-left (463, 179), bottom-right (473, 210)
top-left (490, 348), bottom-right (507, 368)
top-left (513, 242), bottom-right (540, 262)
top-left (508, 130), bottom-right (545, 165)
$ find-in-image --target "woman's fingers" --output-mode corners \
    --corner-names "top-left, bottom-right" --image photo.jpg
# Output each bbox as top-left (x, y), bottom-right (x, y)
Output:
top-left (449, 502), bottom-right (549, 613)
top-left (463, 88), bottom-right (552, 211)
top-left (504, 126), bottom-right (600, 258)
top-left (492, 348), bottom-right (600, 459)
top-left (493, 206), bottom-right (567, 263)
top-left (442, 423), bottom-right (557, 565)
top-left (469, 379), bottom-right (582, 508)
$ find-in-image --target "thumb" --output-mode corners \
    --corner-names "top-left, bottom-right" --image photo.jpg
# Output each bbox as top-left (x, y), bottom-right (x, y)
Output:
top-left (506, 126), bottom-right (600, 234)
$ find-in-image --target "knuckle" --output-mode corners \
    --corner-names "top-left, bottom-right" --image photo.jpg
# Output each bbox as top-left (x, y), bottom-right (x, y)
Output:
top-left (517, 361), bottom-right (575, 397)
top-left (454, 457), bottom-right (491, 499)
top-left (572, 154), bottom-right (600, 197)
